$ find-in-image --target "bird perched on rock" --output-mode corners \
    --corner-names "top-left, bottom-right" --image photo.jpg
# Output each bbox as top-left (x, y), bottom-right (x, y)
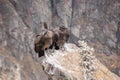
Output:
top-left (52, 26), bottom-right (70, 50)
top-left (34, 23), bottom-right (54, 57)
top-left (34, 34), bottom-right (44, 57)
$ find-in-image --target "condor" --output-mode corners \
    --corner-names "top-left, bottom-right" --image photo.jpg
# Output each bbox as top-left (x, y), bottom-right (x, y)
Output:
top-left (52, 26), bottom-right (69, 50)
top-left (34, 30), bottom-right (54, 57)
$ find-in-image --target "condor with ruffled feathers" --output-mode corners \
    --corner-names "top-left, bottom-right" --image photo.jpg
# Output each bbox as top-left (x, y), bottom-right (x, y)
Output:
top-left (52, 26), bottom-right (70, 50)
top-left (34, 22), bottom-right (54, 57)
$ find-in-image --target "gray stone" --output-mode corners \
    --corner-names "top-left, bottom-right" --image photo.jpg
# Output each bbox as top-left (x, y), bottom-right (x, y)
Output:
top-left (0, 0), bottom-right (120, 79)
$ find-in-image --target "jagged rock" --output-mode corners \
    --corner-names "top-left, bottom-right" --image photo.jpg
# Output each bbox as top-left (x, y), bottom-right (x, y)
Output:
top-left (42, 42), bottom-right (120, 80)
top-left (0, 47), bottom-right (48, 80)
top-left (0, 0), bottom-right (120, 79)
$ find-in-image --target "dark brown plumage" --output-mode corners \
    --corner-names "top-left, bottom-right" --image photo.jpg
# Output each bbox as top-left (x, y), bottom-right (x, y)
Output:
top-left (34, 30), bottom-right (54, 57)
top-left (52, 26), bottom-right (70, 50)
top-left (44, 22), bottom-right (48, 29)
top-left (34, 23), bottom-right (69, 57)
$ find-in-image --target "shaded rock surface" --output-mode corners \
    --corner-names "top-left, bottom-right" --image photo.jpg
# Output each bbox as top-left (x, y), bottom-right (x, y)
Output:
top-left (0, 0), bottom-right (120, 79)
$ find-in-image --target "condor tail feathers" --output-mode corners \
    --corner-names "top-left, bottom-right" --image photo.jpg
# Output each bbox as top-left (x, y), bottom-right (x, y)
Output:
top-left (44, 22), bottom-right (48, 30)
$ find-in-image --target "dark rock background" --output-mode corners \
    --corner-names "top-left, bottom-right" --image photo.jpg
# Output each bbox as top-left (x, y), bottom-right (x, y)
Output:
top-left (0, 0), bottom-right (120, 79)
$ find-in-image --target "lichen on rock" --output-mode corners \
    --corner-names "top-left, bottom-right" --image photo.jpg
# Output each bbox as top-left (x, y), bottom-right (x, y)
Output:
top-left (42, 40), bottom-right (120, 80)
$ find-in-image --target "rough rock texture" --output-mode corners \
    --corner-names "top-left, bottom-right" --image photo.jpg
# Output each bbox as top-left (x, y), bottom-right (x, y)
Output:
top-left (0, 0), bottom-right (120, 79)
top-left (0, 47), bottom-right (48, 80)
top-left (42, 42), bottom-right (120, 80)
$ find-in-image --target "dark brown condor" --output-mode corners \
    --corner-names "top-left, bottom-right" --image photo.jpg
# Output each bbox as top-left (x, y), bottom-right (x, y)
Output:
top-left (34, 30), bottom-right (54, 57)
top-left (52, 26), bottom-right (70, 50)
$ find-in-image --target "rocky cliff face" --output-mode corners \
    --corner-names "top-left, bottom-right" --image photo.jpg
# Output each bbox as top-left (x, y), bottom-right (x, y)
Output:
top-left (0, 0), bottom-right (120, 79)
top-left (7, 0), bottom-right (120, 55)
top-left (42, 42), bottom-right (120, 80)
